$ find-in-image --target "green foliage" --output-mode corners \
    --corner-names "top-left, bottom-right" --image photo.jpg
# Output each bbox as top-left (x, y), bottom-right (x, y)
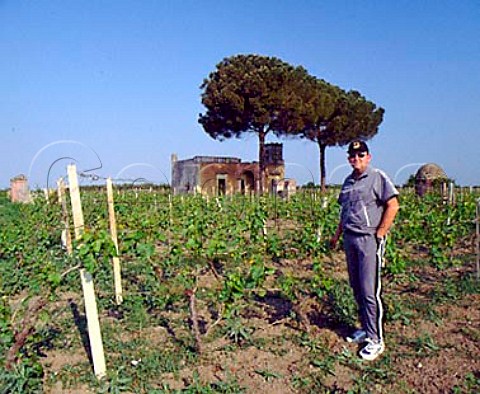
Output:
top-left (384, 236), bottom-right (408, 274)
top-left (389, 190), bottom-right (476, 270)
top-left (199, 54), bottom-right (310, 140)
top-left (74, 229), bottom-right (117, 274)
top-left (199, 54), bottom-right (312, 191)
top-left (223, 317), bottom-right (253, 345)
top-left (220, 256), bottom-right (275, 303)
top-left (0, 362), bottom-right (44, 394)
top-left (404, 174), bottom-right (416, 187)
top-left (96, 366), bottom-right (132, 394)
top-left (156, 370), bottom-right (245, 393)
top-left (452, 371), bottom-right (480, 394)
top-left (301, 79), bottom-right (384, 190)
top-left (0, 297), bottom-right (13, 347)
top-left (383, 294), bottom-right (414, 325)
top-left (410, 332), bottom-right (440, 355)
top-left (254, 368), bottom-right (283, 382)
top-left (429, 273), bottom-right (480, 303)
top-left (325, 279), bottom-right (357, 327)
top-left (0, 187), bottom-right (478, 392)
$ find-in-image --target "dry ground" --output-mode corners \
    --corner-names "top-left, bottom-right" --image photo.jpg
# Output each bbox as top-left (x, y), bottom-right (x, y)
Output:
top-left (40, 251), bottom-right (480, 393)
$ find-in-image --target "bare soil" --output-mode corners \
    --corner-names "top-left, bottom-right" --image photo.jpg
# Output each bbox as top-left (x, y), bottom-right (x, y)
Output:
top-left (40, 252), bottom-right (480, 393)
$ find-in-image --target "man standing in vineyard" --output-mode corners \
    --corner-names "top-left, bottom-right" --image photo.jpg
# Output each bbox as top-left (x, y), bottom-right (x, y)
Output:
top-left (330, 140), bottom-right (399, 361)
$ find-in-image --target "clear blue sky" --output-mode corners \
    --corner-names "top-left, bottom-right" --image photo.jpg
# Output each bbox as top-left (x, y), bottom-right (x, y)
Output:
top-left (2, 1), bottom-right (479, 188)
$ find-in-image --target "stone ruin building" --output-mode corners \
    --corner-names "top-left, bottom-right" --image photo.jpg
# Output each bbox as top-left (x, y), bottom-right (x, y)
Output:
top-left (414, 163), bottom-right (449, 197)
top-left (171, 143), bottom-right (296, 197)
top-left (9, 174), bottom-right (32, 203)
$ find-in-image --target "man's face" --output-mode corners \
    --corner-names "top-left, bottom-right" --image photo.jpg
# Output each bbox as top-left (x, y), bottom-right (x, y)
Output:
top-left (348, 151), bottom-right (371, 174)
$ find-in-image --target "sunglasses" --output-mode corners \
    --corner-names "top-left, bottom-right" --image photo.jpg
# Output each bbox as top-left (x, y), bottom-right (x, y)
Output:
top-left (348, 152), bottom-right (368, 159)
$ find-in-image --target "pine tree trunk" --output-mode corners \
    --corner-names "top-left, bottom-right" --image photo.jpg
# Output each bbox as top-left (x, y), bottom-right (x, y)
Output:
top-left (258, 129), bottom-right (266, 194)
top-left (318, 141), bottom-right (327, 193)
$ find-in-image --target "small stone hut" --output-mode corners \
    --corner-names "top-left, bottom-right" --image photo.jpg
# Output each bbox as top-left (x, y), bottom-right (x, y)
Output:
top-left (414, 163), bottom-right (448, 196)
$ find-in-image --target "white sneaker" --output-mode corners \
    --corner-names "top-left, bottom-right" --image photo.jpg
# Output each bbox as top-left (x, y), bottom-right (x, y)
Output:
top-left (359, 338), bottom-right (385, 361)
top-left (346, 329), bottom-right (366, 343)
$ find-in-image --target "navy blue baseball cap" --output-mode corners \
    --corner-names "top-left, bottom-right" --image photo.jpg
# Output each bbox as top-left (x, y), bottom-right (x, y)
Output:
top-left (347, 140), bottom-right (369, 154)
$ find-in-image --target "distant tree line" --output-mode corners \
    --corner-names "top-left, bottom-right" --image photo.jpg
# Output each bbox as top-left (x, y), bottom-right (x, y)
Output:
top-left (199, 54), bottom-right (384, 193)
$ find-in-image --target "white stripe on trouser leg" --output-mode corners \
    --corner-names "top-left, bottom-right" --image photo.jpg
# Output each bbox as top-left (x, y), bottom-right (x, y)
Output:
top-left (375, 238), bottom-right (385, 343)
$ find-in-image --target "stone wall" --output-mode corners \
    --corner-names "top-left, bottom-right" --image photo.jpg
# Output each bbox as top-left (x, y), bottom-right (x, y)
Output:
top-left (171, 159), bottom-right (200, 195)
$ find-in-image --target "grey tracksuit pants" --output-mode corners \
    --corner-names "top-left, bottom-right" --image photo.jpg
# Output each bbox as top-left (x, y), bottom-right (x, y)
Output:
top-left (343, 232), bottom-right (386, 343)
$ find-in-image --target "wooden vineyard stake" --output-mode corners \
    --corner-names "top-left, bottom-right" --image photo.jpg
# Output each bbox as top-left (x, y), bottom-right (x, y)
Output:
top-left (169, 193), bottom-right (173, 226)
top-left (80, 269), bottom-right (107, 378)
top-left (322, 196), bottom-right (328, 209)
top-left (43, 188), bottom-right (49, 203)
top-left (57, 178), bottom-right (73, 255)
top-left (67, 165), bottom-right (85, 238)
top-left (262, 218), bottom-right (268, 238)
top-left (67, 164), bottom-right (107, 379)
top-left (106, 178), bottom-right (123, 305)
top-left (448, 182), bottom-right (455, 205)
